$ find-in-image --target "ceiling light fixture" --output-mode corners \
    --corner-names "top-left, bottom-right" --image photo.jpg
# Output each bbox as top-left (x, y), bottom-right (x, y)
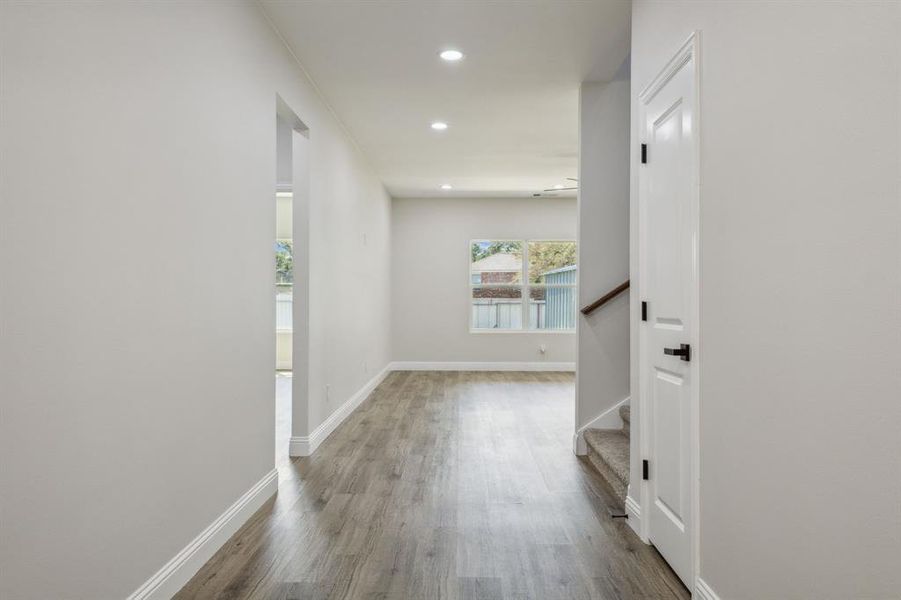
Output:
top-left (431, 121), bottom-right (448, 131)
top-left (439, 49), bottom-right (464, 62)
top-left (553, 184), bottom-right (565, 190)
top-left (440, 184), bottom-right (453, 190)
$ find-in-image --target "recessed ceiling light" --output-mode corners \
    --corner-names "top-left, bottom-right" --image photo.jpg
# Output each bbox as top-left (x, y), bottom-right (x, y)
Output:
top-left (431, 121), bottom-right (448, 131)
top-left (439, 49), bottom-right (464, 62)
top-left (553, 184), bottom-right (565, 190)
top-left (440, 183), bottom-right (453, 190)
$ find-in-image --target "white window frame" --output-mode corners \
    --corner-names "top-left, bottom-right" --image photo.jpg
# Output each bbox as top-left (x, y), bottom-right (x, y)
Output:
top-left (469, 239), bottom-right (577, 333)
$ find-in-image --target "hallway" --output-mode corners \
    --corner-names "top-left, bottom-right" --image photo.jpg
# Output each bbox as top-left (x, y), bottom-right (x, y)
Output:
top-left (176, 372), bottom-right (687, 599)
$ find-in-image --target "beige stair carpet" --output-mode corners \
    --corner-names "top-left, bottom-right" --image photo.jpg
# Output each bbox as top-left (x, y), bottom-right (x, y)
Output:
top-left (583, 404), bottom-right (630, 504)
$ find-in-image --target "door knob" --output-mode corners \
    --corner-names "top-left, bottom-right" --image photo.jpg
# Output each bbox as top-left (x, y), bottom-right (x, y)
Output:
top-left (663, 343), bottom-right (691, 362)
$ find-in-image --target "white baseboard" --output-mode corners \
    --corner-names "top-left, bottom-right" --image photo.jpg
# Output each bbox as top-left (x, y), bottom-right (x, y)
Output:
top-left (572, 432), bottom-right (587, 455)
top-left (625, 493), bottom-right (642, 537)
top-left (694, 577), bottom-right (720, 600)
top-left (289, 364), bottom-right (392, 457)
top-left (127, 468), bottom-right (278, 600)
top-left (573, 396), bottom-right (630, 455)
top-left (288, 436), bottom-right (310, 457)
top-left (390, 361), bottom-right (576, 372)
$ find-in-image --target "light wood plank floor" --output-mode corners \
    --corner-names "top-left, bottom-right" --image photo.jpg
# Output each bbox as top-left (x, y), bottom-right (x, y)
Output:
top-left (175, 371), bottom-right (689, 600)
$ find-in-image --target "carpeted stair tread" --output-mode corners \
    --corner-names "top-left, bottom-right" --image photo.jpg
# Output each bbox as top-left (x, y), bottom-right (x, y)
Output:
top-left (583, 428), bottom-right (629, 502)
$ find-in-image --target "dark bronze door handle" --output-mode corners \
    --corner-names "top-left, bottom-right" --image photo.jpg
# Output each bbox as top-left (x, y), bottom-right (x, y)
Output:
top-left (663, 344), bottom-right (691, 362)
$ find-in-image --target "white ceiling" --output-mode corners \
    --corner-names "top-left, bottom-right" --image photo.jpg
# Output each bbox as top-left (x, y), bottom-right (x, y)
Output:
top-left (261, 1), bottom-right (631, 199)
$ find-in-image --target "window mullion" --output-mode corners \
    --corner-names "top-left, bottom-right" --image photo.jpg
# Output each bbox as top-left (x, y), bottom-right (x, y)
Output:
top-left (522, 240), bottom-right (529, 330)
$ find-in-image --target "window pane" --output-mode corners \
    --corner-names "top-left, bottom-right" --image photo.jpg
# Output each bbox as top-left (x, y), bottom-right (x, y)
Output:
top-left (471, 287), bottom-right (522, 330)
top-left (276, 284), bottom-right (293, 330)
top-left (470, 240), bottom-right (522, 284)
top-left (275, 240), bottom-right (293, 285)
top-left (275, 240), bottom-right (293, 330)
top-left (529, 285), bottom-right (575, 330)
top-left (528, 241), bottom-right (576, 283)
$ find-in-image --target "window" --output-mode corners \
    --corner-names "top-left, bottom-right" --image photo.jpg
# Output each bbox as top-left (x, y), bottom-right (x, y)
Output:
top-left (470, 240), bottom-right (576, 331)
top-left (275, 240), bottom-right (293, 331)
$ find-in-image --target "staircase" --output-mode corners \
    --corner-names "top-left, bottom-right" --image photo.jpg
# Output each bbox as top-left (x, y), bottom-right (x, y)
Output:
top-left (583, 404), bottom-right (630, 504)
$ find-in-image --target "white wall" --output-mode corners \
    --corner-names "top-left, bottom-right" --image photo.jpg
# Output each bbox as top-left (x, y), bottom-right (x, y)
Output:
top-left (276, 194), bottom-right (293, 240)
top-left (0, 3), bottom-right (391, 599)
top-left (577, 78), bottom-right (631, 430)
top-left (391, 197), bottom-right (576, 366)
top-left (632, 2), bottom-right (901, 598)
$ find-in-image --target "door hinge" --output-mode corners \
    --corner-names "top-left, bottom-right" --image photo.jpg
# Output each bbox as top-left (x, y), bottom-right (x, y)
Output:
top-left (641, 143), bottom-right (648, 164)
top-left (641, 301), bottom-right (648, 321)
top-left (642, 459), bottom-right (649, 480)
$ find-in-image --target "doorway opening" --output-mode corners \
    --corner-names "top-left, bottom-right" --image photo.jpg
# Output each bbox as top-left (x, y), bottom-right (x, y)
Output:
top-left (275, 96), bottom-right (310, 465)
top-left (275, 113), bottom-right (294, 465)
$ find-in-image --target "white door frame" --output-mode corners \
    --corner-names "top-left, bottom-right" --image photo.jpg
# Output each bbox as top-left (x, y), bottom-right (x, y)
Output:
top-left (636, 31), bottom-right (701, 592)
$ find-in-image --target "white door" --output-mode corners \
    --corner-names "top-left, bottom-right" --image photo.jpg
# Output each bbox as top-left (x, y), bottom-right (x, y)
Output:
top-left (639, 36), bottom-right (698, 588)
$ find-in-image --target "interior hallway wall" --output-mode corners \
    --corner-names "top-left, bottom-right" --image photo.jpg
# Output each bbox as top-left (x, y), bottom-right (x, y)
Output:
top-left (631, 2), bottom-right (901, 598)
top-left (0, 3), bottom-right (391, 598)
top-left (577, 77), bottom-right (631, 431)
top-left (391, 197), bottom-right (577, 366)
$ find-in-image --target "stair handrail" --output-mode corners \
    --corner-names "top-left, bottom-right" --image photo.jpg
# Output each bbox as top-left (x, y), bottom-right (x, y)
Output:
top-left (580, 280), bottom-right (630, 316)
